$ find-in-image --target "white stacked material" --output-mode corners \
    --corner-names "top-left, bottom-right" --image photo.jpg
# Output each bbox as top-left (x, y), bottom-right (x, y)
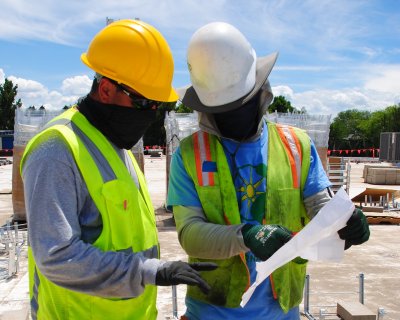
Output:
top-left (14, 108), bottom-right (64, 146)
top-left (265, 112), bottom-right (332, 148)
top-left (164, 112), bottom-right (199, 155)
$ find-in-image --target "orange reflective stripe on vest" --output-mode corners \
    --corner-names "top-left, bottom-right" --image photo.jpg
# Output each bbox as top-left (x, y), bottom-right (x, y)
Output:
top-left (276, 124), bottom-right (303, 188)
top-left (193, 131), bottom-right (215, 186)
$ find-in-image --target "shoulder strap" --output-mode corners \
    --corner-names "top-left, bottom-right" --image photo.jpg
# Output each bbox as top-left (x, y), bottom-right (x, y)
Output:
top-left (267, 121), bottom-right (310, 190)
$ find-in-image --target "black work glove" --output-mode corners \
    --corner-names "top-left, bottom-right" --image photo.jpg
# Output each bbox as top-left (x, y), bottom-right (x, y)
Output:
top-left (241, 224), bottom-right (293, 261)
top-left (338, 208), bottom-right (370, 250)
top-left (155, 261), bottom-right (218, 294)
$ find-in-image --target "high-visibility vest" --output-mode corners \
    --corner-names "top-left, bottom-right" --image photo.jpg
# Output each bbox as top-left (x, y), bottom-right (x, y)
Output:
top-left (180, 121), bottom-right (311, 313)
top-left (21, 107), bottom-right (159, 320)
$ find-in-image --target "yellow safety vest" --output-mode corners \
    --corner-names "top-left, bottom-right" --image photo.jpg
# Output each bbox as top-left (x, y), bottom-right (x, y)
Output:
top-left (180, 121), bottom-right (311, 313)
top-left (21, 107), bottom-right (159, 319)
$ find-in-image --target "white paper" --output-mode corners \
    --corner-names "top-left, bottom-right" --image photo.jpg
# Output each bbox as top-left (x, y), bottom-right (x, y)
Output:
top-left (241, 188), bottom-right (354, 307)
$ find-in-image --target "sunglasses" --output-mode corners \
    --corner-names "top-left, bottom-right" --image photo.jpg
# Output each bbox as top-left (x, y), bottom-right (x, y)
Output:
top-left (109, 79), bottom-right (163, 110)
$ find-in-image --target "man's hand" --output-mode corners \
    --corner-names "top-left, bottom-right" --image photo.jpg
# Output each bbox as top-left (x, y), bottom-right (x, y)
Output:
top-left (338, 208), bottom-right (370, 250)
top-left (241, 224), bottom-right (292, 261)
top-left (155, 261), bottom-right (217, 294)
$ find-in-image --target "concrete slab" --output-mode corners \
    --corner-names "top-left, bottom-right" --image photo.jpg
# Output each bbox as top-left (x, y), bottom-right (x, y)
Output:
top-left (337, 301), bottom-right (376, 320)
top-left (1, 156), bottom-right (400, 319)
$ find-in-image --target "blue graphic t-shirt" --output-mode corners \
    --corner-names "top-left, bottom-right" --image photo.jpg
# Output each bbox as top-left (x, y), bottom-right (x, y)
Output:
top-left (167, 122), bottom-right (331, 320)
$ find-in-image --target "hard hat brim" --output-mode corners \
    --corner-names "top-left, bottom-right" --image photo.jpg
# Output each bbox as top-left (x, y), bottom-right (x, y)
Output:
top-left (177, 52), bottom-right (278, 113)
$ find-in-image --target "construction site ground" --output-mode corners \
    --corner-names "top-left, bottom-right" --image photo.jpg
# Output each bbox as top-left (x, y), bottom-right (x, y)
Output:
top-left (1, 155), bottom-right (399, 320)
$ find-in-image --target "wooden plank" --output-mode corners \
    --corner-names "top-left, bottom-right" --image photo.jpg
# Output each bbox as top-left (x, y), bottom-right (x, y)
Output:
top-left (366, 216), bottom-right (400, 225)
top-left (362, 206), bottom-right (384, 213)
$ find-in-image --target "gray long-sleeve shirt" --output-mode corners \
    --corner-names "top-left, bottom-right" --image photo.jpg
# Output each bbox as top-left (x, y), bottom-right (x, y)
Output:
top-left (22, 131), bottom-right (162, 299)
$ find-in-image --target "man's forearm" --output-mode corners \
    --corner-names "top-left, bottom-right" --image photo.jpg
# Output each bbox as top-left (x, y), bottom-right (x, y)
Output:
top-left (173, 205), bottom-right (248, 259)
top-left (303, 188), bottom-right (333, 219)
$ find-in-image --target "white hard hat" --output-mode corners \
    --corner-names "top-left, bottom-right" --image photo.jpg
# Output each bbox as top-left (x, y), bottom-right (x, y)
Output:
top-left (178, 22), bottom-right (278, 113)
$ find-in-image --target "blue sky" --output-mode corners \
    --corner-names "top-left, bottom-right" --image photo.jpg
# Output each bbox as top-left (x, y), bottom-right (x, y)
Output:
top-left (0, 0), bottom-right (399, 118)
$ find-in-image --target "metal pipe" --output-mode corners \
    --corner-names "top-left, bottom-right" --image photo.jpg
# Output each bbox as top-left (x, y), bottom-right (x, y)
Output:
top-left (319, 308), bottom-right (326, 320)
top-left (302, 275), bottom-right (318, 319)
top-left (8, 241), bottom-right (15, 277)
top-left (358, 273), bottom-right (364, 304)
top-left (14, 222), bottom-right (18, 241)
top-left (172, 285), bottom-right (178, 318)
top-left (304, 275), bottom-right (310, 314)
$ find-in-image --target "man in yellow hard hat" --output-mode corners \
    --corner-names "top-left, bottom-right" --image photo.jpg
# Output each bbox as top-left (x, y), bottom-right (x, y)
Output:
top-left (21, 19), bottom-right (216, 320)
top-left (167, 22), bottom-right (370, 319)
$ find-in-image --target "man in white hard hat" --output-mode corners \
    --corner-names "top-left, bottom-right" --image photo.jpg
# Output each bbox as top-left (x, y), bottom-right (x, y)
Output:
top-left (167, 22), bottom-right (370, 319)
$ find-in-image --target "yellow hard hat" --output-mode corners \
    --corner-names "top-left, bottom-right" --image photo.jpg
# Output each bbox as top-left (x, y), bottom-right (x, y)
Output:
top-left (81, 19), bottom-right (178, 102)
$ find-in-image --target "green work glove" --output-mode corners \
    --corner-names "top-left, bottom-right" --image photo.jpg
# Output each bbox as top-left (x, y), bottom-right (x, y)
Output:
top-left (338, 208), bottom-right (370, 250)
top-left (241, 224), bottom-right (293, 261)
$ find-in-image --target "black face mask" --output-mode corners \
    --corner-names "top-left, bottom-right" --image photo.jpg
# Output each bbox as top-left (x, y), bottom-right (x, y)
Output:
top-left (78, 96), bottom-right (157, 149)
top-left (213, 94), bottom-right (260, 141)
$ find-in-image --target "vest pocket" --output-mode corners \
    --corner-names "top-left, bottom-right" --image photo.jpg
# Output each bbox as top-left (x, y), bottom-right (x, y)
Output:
top-left (101, 180), bottom-right (136, 251)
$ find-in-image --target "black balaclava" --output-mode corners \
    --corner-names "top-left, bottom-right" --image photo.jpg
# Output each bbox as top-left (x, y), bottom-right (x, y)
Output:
top-left (78, 95), bottom-right (157, 149)
top-left (213, 92), bottom-right (260, 141)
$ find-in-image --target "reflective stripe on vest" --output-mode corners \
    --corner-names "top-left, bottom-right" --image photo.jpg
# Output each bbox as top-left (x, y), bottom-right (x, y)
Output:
top-left (194, 125), bottom-right (303, 189)
top-left (193, 131), bottom-right (216, 186)
top-left (21, 107), bottom-right (159, 320)
top-left (276, 124), bottom-right (302, 188)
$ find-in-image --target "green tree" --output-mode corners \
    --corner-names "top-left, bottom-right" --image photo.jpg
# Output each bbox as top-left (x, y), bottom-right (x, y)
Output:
top-left (384, 104), bottom-right (400, 132)
top-left (0, 78), bottom-right (22, 129)
top-left (175, 101), bottom-right (193, 113)
top-left (359, 104), bottom-right (400, 147)
top-left (268, 95), bottom-right (295, 113)
top-left (329, 109), bottom-right (371, 150)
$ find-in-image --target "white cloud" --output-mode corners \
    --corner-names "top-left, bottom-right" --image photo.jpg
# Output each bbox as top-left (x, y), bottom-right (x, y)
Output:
top-left (61, 75), bottom-right (92, 95)
top-left (7, 75), bottom-right (85, 109)
top-left (0, 0), bottom-right (398, 120)
top-left (8, 77), bottom-right (46, 92)
top-left (272, 85), bottom-right (399, 118)
top-left (272, 85), bottom-right (294, 101)
top-left (364, 65), bottom-right (400, 93)
top-left (357, 46), bottom-right (381, 59)
top-left (2, 67), bottom-right (399, 119)
top-left (0, 0), bottom-right (389, 51)
top-left (276, 66), bottom-right (333, 72)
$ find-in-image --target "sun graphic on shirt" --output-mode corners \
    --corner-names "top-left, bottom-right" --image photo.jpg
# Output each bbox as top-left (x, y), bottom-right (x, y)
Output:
top-left (237, 166), bottom-right (265, 218)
